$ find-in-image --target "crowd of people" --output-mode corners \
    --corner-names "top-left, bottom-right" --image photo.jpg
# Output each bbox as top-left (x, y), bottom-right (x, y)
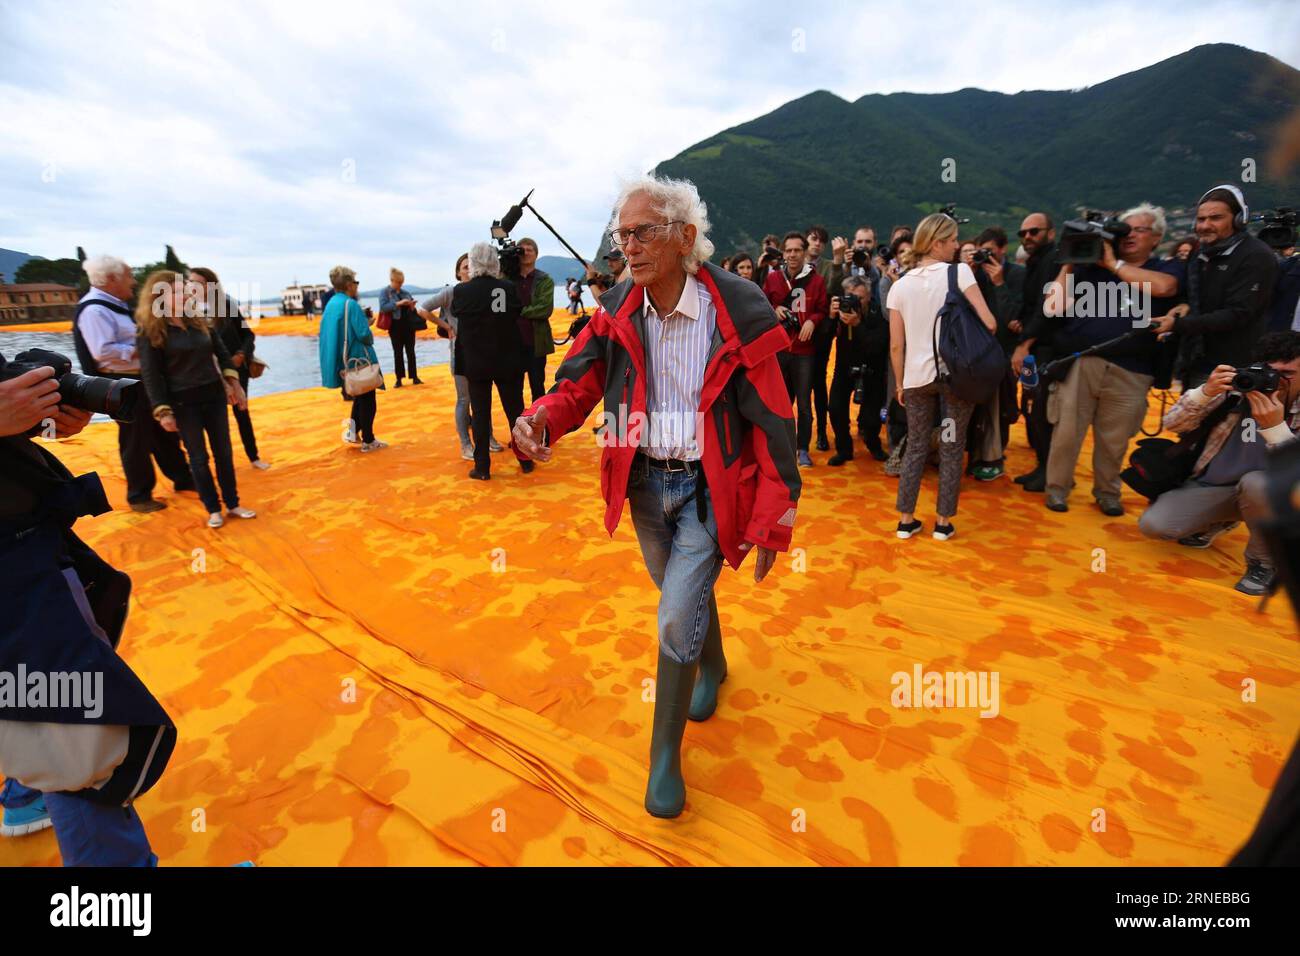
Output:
top-left (705, 185), bottom-right (1299, 595)
top-left (3, 173), bottom-right (1298, 857)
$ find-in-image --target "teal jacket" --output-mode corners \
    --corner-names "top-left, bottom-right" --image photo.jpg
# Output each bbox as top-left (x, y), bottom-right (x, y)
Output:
top-left (319, 293), bottom-right (380, 388)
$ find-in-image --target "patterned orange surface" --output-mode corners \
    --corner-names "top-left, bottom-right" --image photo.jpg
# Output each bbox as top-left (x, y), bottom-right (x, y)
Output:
top-left (4, 309), bottom-right (1297, 867)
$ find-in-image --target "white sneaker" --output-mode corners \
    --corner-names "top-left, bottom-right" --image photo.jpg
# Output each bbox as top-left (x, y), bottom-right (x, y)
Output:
top-left (208, 512), bottom-right (225, 528)
top-left (227, 506), bottom-right (257, 519)
top-left (251, 459), bottom-right (271, 470)
top-left (488, 438), bottom-right (505, 452)
top-left (460, 443), bottom-right (475, 461)
top-left (360, 439), bottom-right (389, 453)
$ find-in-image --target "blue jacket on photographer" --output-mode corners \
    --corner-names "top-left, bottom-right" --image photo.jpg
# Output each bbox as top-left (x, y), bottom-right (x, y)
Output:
top-left (0, 351), bottom-right (174, 865)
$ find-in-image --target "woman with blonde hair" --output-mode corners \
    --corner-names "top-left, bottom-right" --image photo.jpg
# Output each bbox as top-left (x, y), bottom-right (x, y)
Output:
top-left (136, 270), bottom-right (256, 528)
top-left (887, 213), bottom-right (998, 541)
top-left (380, 266), bottom-right (422, 387)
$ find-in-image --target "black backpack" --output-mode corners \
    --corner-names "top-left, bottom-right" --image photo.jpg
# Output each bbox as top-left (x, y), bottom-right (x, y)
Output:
top-left (931, 264), bottom-right (1004, 403)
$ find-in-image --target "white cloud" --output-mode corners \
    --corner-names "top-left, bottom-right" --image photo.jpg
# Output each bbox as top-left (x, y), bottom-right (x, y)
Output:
top-left (1, 0), bottom-right (1296, 293)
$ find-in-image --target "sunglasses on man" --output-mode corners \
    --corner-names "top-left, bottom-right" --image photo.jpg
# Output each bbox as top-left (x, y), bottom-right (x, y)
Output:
top-left (1017, 227), bottom-right (1046, 238)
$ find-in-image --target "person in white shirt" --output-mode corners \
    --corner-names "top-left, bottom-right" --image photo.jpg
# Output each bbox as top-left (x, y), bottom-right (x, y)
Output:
top-left (73, 255), bottom-right (192, 513)
top-left (887, 213), bottom-right (999, 541)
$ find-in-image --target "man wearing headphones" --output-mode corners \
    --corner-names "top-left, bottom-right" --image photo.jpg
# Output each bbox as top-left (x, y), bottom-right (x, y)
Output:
top-left (1152, 185), bottom-right (1277, 388)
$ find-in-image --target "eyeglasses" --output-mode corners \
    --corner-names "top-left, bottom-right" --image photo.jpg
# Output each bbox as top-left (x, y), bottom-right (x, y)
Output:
top-left (1128, 226), bottom-right (1155, 234)
top-left (1017, 227), bottom-right (1045, 238)
top-left (609, 221), bottom-right (684, 246)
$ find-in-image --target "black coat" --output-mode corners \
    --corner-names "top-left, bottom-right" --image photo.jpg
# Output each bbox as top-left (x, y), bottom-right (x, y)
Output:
top-left (1177, 232), bottom-right (1277, 378)
top-left (450, 275), bottom-right (524, 381)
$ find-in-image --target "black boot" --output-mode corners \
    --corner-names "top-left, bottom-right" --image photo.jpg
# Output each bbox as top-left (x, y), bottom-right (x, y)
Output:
top-left (1018, 465), bottom-right (1046, 492)
top-left (645, 651), bottom-right (698, 818)
top-left (689, 594), bottom-right (726, 721)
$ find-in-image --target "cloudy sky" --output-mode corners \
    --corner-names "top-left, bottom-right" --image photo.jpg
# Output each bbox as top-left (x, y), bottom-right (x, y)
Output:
top-left (2, 0), bottom-right (1297, 295)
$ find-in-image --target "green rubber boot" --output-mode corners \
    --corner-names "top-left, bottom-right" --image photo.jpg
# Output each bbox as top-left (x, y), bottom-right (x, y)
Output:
top-left (689, 594), bottom-right (727, 721)
top-left (645, 651), bottom-right (699, 819)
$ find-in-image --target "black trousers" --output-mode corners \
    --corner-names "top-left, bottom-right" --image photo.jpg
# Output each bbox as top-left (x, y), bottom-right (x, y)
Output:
top-left (527, 355), bottom-right (548, 404)
top-left (117, 413), bottom-right (191, 504)
top-left (1020, 380), bottom-right (1053, 468)
top-left (174, 400), bottom-right (238, 513)
top-left (390, 323), bottom-right (417, 381)
top-left (812, 323), bottom-right (835, 439)
top-left (828, 341), bottom-right (886, 458)
top-left (231, 365), bottom-right (259, 461)
top-left (468, 371), bottom-right (524, 475)
top-left (344, 389), bottom-right (378, 444)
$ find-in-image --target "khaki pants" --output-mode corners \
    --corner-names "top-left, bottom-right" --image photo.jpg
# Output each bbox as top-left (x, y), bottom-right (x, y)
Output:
top-left (1046, 356), bottom-right (1152, 500)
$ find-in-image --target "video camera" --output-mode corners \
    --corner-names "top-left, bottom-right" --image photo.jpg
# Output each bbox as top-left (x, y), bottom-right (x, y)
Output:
top-left (0, 348), bottom-right (139, 423)
top-left (939, 203), bottom-right (970, 225)
top-left (1256, 208), bottom-right (1298, 250)
top-left (1059, 210), bottom-right (1132, 265)
top-left (491, 188), bottom-right (590, 284)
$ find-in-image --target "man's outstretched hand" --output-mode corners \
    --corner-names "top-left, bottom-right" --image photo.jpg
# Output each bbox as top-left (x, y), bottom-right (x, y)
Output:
top-left (513, 404), bottom-right (552, 463)
top-left (739, 541), bottom-right (777, 583)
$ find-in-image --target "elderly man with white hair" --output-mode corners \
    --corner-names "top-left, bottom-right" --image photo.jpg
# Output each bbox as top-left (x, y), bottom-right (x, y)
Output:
top-left (453, 242), bottom-right (529, 480)
top-left (74, 254), bottom-right (193, 512)
top-left (513, 174), bottom-right (800, 819)
top-left (1039, 202), bottom-right (1183, 515)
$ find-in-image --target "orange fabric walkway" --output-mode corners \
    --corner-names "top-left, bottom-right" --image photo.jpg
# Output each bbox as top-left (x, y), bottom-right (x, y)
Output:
top-left (4, 308), bottom-right (1297, 866)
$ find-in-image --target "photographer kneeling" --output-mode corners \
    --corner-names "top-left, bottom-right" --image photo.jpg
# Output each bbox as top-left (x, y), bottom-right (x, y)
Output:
top-left (1137, 331), bottom-right (1300, 595)
top-left (827, 275), bottom-right (888, 464)
top-left (0, 356), bottom-right (175, 863)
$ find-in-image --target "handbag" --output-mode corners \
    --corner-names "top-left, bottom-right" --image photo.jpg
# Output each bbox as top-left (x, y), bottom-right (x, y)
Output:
top-left (376, 310), bottom-right (393, 331)
top-left (1120, 393), bottom-right (1240, 501)
top-left (341, 301), bottom-right (382, 396)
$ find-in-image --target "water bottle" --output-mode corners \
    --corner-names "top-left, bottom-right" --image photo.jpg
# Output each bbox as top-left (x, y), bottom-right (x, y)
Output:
top-left (1020, 354), bottom-right (1039, 388)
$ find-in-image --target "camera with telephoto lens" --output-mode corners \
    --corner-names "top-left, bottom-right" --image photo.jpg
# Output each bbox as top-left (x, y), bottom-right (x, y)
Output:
top-left (850, 365), bottom-right (868, 405)
top-left (1059, 210), bottom-right (1132, 265)
top-left (778, 309), bottom-right (801, 337)
top-left (0, 348), bottom-right (139, 423)
top-left (1231, 363), bottom-right (1282, 395)
top-left (1256, 208), bottom-right (1298, 250)
top-left (971, 248), bottom-right (996, 265)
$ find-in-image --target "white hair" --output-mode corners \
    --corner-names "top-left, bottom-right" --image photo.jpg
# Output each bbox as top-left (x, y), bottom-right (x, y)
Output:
top-left (467, 242), bottom-right (501, 279)
top-left (609, 174), bottom-right (715, 274)
top-left (1120, 202), bottom-right (1167, 237)
top-left (83, 254), bottom-right (130, 287)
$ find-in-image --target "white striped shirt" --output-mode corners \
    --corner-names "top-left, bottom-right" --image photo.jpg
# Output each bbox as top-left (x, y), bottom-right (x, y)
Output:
top-left (642, 273), bottom-right (716, 460)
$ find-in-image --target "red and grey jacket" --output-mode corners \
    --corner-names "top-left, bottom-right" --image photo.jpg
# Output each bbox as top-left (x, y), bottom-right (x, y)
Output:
top-left (524, 261), bottom-right (800, 570)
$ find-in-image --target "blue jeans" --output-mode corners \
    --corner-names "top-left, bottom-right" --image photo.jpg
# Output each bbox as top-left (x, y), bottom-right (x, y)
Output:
top-left (1, 778), bottom-right (156, 866)
top-left (626, 459), bottom-right (724, 665)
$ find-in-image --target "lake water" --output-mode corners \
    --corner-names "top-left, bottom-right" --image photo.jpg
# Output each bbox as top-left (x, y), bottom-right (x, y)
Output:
top-left (0, 330), bottom-right (452, 422)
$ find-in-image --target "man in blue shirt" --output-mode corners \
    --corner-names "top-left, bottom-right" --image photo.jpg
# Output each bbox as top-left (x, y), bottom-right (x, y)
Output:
top-left (1041, 204), bottom-right (1184, 515)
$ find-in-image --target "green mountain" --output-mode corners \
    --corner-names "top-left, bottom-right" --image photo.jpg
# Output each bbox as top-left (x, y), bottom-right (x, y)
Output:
top-left (651, 43), bottom-right (1300, 253)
